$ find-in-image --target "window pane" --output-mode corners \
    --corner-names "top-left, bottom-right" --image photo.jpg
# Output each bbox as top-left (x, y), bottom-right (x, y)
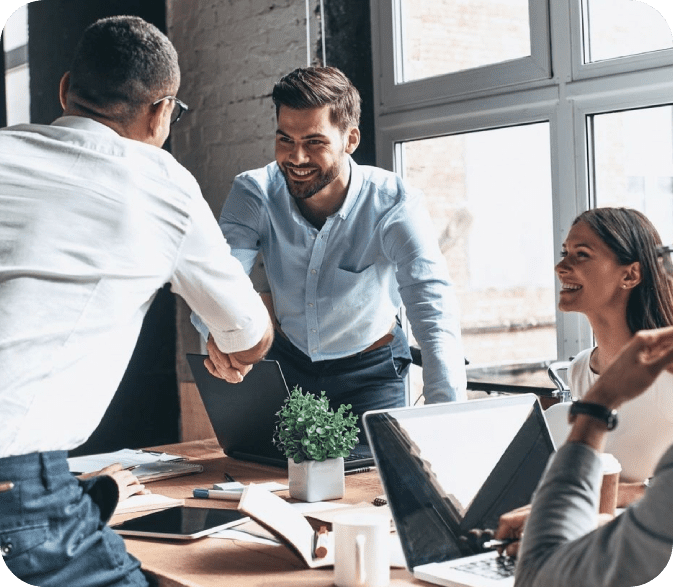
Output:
top-left (3, 4), bottom-right (28, 51)
top-left (583, 0), bottom-right (673, 63)
top-left (400, 124), bottom-right (557, 403)
top-left (399, 0), bottom-right (531, 83)
top-left (5, 66), bottom-right (30, 125)
top-left (592, 106), bottom-right (673, 244)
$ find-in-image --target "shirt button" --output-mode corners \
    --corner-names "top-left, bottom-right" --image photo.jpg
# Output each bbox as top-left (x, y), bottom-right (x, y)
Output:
top-left (310, 269), bottom-right (317, 275)
top-left (311, 329), bottom-right (317, 333)
top-left (311, 348), bottom-right (317, 353)
top-left (307, 303), bottom-right (314, 308)
top-left (1, 541), bottom-right (13, 556)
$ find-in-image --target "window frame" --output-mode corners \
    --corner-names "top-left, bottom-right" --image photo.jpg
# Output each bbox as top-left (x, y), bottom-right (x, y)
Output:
top-left (370, 0), bottom-right (552, 114)
top-left (370, 0), bottom-right (673, 385)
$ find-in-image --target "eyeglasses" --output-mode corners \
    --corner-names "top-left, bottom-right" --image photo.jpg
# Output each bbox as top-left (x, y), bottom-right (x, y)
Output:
top-left (152, 95), bottom-right (189, 125)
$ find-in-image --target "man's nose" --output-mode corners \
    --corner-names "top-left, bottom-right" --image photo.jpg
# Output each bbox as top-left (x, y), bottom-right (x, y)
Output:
top-left (288, 144), bottom-right (309, 165)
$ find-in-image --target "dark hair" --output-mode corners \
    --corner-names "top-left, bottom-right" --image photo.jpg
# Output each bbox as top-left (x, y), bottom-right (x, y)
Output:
top-left (68, 16), bottom-right (180, 123)
top-left (574, 207), bottom-right (673, 332)
top-left (272, 66), bottom-right (361, 132)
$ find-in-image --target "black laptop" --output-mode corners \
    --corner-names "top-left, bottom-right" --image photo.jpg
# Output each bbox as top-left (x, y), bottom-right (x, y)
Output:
top-left (363, 394), bottom-right (555, 587)
top-left (186, 354), bottom-right (374, 470)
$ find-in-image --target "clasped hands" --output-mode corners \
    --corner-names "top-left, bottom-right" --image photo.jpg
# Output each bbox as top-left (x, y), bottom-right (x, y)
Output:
top-left (204, 333), bottom-right (254, 383)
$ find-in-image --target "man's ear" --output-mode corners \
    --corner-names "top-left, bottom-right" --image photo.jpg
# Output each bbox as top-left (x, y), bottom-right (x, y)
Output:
top-left (59, 72), bottom-right (70, 110)
top-left (147, 98), bottom-right (171, 142)
top-left (623, 262), bottom-right (642, 289)
top-left (345, 126), bottom-right (360, 155)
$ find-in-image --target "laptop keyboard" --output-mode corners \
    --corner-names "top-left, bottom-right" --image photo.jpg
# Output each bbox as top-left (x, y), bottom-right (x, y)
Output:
top-left (454, 555), bottom-right (516, 580)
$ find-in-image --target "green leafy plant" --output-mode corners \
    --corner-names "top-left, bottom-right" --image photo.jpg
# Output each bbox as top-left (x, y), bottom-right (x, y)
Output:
top-left (273, 386), bottom-right (360, 463)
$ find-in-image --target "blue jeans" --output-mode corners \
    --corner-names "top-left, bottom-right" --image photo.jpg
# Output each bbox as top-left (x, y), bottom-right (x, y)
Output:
top-left (267, 322), bottom-right (412, 440)
top-left (0, 451), bottom-right (150, 587)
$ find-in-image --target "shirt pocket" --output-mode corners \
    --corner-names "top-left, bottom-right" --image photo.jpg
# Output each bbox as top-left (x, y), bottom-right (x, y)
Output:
top-left (331, 264), bottom-right (378, 312)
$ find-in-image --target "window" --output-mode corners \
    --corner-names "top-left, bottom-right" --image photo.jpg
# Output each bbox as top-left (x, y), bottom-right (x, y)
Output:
top-left (398, 0), bottom-right (531, 82)
top-left (582, 0), bottom-right (673, 63)
top-left (3, 3), bottom-right (30, 125)
top-left (591, 106), bottom-right (673, 242)
top-left (371, 0), bottom-right (673, 398)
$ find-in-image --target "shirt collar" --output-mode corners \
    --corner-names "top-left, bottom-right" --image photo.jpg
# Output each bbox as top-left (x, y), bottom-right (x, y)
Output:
top-left (336, 156), bottom-right (363, 220)
top-left (51, 115), bottom-right (121, 138)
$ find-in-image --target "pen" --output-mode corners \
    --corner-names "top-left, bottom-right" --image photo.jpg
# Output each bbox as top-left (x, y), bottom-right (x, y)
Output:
top-left (345, 466), bottom-right (372, 475)
top-left (193, 488), bottom-right (244, 501)
top-left (314, 525), bottom-right (330, 558)
top-left (482, 538), bottom-right (518, 549)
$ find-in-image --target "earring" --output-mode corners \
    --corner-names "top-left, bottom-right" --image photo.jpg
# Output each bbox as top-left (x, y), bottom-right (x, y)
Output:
top-left (622, 285), bottom-right (627, 289)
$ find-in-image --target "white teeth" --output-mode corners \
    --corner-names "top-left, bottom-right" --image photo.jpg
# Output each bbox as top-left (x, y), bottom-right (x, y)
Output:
top-left (562, 283), bottom-right (581, 291)
top-left (290, 168), bottom-right (314, 176)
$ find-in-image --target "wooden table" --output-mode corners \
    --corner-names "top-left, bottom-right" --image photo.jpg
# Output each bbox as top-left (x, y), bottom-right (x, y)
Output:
top-left (116, 439), bottom-right (424, 587)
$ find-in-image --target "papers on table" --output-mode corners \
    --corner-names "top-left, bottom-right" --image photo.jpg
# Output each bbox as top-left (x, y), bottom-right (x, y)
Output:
top-left (67, 448), bottom-right (185, 475)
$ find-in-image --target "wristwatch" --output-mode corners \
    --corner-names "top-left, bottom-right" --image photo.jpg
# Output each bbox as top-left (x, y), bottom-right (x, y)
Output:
top-left (568, 401), bottom-right (618, 430)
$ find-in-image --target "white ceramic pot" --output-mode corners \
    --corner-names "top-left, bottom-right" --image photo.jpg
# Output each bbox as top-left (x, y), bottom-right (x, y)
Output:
top-left (288, 457), bottom-right (345, 502)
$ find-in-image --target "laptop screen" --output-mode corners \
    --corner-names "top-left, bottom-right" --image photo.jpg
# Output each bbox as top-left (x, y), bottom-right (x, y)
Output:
top-left (363, 395), bottom-right (554, 569)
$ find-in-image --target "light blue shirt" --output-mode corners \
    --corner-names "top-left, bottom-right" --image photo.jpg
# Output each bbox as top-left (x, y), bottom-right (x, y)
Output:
top-left (198, 157), bottom-right (466, 403)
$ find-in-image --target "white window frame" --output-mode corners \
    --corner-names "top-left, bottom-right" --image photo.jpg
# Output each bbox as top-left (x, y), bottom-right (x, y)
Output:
top-left (371, 0), bottom-right (552, 113)
top-left (370, 0), bottom-right (673, 370)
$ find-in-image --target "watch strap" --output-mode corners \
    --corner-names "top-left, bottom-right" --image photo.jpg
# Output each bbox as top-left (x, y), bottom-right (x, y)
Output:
top-left (568, 401), bottom-right (618, 430)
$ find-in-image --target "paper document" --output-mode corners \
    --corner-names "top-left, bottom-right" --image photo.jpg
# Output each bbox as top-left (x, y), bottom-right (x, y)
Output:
top-left (67, 448), bottom-right (185, 475)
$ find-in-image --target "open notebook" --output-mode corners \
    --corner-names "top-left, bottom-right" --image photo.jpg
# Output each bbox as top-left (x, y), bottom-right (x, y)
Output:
top-left (363, 394), bottom-right (555, 587)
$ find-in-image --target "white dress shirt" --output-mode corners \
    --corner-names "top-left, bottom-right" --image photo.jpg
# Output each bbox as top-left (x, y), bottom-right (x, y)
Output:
top-left (0, 116), bottom-right (268, 457)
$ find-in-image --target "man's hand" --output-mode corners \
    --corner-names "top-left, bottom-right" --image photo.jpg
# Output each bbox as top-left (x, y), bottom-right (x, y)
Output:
top-left (204, 318), bottom-right (274, 383)
top-left (205, 334), bottom-right (252, 382)
top-left (78, 463), bottom-right (150, 502)
top-left (494, 504), bottom-right (531, 557)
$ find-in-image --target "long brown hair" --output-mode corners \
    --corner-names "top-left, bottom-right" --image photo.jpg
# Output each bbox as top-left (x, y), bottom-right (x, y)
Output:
top-left (574, 207), bottom-right (673, 332)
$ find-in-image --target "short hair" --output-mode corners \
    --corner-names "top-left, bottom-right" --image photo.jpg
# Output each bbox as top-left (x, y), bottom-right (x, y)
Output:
top-left (574, 207), bottom-right (673, 332)
top-left (272, 66), bottom-right (361, 132)
top-left (68, 16), bottom-right (180, 123)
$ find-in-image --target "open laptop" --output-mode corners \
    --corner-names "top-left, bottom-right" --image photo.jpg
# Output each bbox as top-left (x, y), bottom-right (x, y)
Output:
top-left (363, 394), bottom-right (555, 587)
top-left (186, 354), bottom-right (374, 470)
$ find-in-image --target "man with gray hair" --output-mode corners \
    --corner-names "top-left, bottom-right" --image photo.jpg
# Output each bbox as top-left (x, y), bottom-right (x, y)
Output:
top-left (0, 16), bottom-right (273, 586)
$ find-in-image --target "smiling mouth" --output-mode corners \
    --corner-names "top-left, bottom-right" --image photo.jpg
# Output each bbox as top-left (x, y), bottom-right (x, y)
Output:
top-left (286, 166), bottom-right (317, 180)
top-left (560, 282), bottom-right (582, 292)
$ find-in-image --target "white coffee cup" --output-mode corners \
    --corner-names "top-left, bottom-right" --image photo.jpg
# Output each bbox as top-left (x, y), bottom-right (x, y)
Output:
top-left (334, 513), bottom-right (390, 587)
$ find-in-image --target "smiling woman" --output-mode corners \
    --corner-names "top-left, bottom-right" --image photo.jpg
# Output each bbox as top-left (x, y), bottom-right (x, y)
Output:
top-left (558, 207), bottom-right (673, 503)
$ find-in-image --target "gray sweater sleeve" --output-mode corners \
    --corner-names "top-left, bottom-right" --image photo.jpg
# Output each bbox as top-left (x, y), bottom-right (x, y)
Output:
top-left (515, 442), bottom-right (673, 587)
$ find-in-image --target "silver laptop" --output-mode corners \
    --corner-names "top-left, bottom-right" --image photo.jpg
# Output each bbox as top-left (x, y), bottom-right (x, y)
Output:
top-left (363, 394), bottom-right (555, 587)
top-left (187, 355), bottom-right (374, 470)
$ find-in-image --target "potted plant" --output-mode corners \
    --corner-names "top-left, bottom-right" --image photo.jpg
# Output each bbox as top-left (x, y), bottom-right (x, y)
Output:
top-left (273, 386), bottom-right (360, 502)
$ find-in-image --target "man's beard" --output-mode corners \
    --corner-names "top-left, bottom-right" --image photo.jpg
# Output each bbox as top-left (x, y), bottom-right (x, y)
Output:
top-left (282, 161), bottom-right (340, 200)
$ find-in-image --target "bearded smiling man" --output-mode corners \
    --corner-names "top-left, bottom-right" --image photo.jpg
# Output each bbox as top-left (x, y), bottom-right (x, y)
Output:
top-left (194, 66), bottom-right (467, 431)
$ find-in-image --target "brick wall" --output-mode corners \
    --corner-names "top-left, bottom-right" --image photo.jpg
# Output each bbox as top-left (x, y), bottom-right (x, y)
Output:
top-left (167, 0), bottom-right (321, 216)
